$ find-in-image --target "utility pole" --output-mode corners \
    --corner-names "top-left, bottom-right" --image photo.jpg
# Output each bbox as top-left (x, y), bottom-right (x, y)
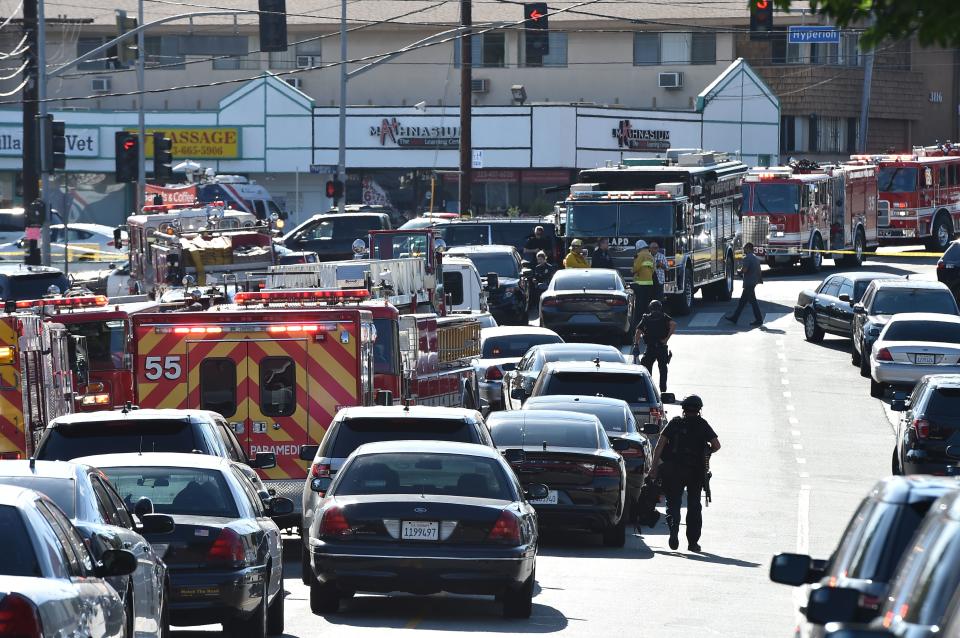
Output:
top-left (21, 0), bottom-right (40, 265)
top-left (857, 22), bottom-right (876, 153)
top-left (37, 0), bottom-right (51, 266)
top-left (458, 0), bottom-right (472, 215)
top-left (136, 0), bottom-right (146, 212)
top-left (336, 0), bottom-right (346, 214)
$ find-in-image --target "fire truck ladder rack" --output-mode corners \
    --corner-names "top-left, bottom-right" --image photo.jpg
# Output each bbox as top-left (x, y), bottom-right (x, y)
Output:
top-left (436, 317), bottom-right (480, 363)
top-left (267, 258), bottom-right (432, 309)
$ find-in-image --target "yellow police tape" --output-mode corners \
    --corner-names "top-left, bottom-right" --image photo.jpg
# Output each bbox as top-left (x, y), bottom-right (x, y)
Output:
top-left (0, 249), bottom-right (123, 262)
top-left (736, 248), bottom-right (943, 258)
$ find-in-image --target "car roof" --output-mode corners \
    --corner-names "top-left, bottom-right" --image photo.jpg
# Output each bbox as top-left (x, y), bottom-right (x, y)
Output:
top-left (831, 271), bottom-right (899, 282)
top-left (542, 361), bottom-right (650, 375)
top-left (921, 374), bottom-right (960, 388)
top-left (886, 312), bottom-right (960, 324)
top-left (447, 244), bottom-right (518, 255)
top-left (336, 405), bottom-right (480, 420)
top-left (869, 475), bottom-right (960, 504)
top-left (312, 212), bottom-right (387, 219)
top-left (524, 395), bottom-right (631, 409)
top-left (0, 484), bottom-right (46, 508)
top-left (48, 408), bottom-right (211, 427)
top-left (0, 460), bottom-right (86, 481)
top-left (870, 279), bottom-right (950, 290)
top-left (437, 218), bottom-right (552, 225)
top-left (0, 264), bottom-right (64, 275)
top-left (481, 326), bottom-right (559, 339)
top-left (531, 343), bottom-right (622, 357)
top-left (487, 410), bottom-right (602, 427)
top-left (52, 223), bottom-right (114, 234)
top-left (73, 452), bottom-right (233, 470)
top-left (352, 440), bottom-right (501, 458)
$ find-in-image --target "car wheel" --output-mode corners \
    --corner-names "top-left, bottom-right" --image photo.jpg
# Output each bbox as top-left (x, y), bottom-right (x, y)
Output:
top-left (309, 580), bottom-right (340, 615)
top-left (870, 379), bottom-right (885, 399)
top-left (502, 570), bottom-right (535, 619)
top-left (602, 513), bottom-right (627, 548)
top-left (804, 311), bottom-right (825, 343)
top-left (671, 266), bottom-right (694, 316)
top-left (851, 341), bottom-right (861, 367)
top-left (300, 537), bottom-right (312, 585)
top-left (860, 344), bottom-right (871, 378)
top-left (847, 230), bottom-right (866, 267)
top-left (892, 447), bottom-right (903, 475)
top-left (803, 235), bottom-right (823, 274)
top-left (926, 213), bottom-right (954, 252)
top-left (267, 579), bottom-right (285, 636)
top-left (718, 254), bottom-right (734, 302)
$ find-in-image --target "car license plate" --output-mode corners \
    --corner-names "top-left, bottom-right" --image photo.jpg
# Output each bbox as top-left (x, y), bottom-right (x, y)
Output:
top-left (401, 521), bottom-right (439, 540)
top-left (529, 490), bottom-right (559, 505)
top-left (915, 354), bottom-right (936, 364)
top-left (570, 315), bottom-right (600, 324)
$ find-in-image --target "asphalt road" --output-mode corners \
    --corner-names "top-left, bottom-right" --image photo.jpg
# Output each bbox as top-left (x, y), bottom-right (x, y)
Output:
top-left (173, 247), bottom-right (938, 638)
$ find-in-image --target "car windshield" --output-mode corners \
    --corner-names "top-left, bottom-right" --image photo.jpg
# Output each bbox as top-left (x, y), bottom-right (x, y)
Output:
top-left (0, 506), bottom-right (41, 577)
top-left (878, 166), bottom-right (919, 193)
top-left (0, 272), bottom-right (70, 302)
top-left (834, 500), bottom-right (928, 582)
top-left (438, 225), bottom-right (489, 246)
top-left (618, 203), bottom-right (674, 236)
top-left (37, 420), bottom-right (199, 461)
top-left (543, 372), bottom-right (650, 403)
top-left (925, 387), bottom-right (960, 417)
top-left (883, 321), bottom-right (960, 343)
top-left (457, 253), bottom-right (517, 278)
top-left (899, 520), bottom-right (960, 626)
top-left (330, 418), bottom-right (475, 459)
top-left (372, 318), bottom-right (399, 375)
top-left (490, 419), bottom-right (601, 448)
top-left (64, 320), bottom-right (126, 371)
top-left (101, 466), bottom-right (239, 518)
top-left (527, 403), bottom-right (632, 433)
top-left (567, 203), bottom-right (617, 237)
top-left (482, 333), bottom-right (562, 358)
top-left (747, 184), bottom-right (799, 213)
top-left (553, 272), bottom-right (620, 291)
top-left (872, 289), bottom-right (958, 315)
top-left (492, 223), bottom-right (551, 248)
top-left (334, 452), bottom-right (513, 500)
top-left (0, 477), bottom-right (76, 518)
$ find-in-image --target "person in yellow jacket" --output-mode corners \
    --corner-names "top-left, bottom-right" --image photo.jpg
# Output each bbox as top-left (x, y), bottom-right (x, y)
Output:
top-left (632, 240), bottom-right (655, 322)
top-left (564, 239), bottom-right (590, 269)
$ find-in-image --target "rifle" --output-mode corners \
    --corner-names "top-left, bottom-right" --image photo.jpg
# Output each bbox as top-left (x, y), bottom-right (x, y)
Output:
top-left (703, 451), bottom-right (713, 507)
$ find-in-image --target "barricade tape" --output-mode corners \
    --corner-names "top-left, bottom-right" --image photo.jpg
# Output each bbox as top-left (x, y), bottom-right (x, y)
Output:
top-left (736, 248), bottom-right (944, 258)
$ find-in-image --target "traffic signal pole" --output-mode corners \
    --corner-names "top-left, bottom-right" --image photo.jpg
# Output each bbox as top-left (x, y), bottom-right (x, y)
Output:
top-left (136, 0), bottom-right (146, 212)
top-left (37, 0), bottom-right (51, 266)
top-left (337, 0), bottom-right (346, 215)
top-left (458, 0), bottom-right (472, 216)
top-left (21, 0), bottom-right (40, 265)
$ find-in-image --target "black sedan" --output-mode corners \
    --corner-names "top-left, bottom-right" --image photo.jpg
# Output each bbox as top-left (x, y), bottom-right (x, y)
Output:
top-left (502, 343), bottom-right (625, 410)
top-left (306, 440), bottom-right (542, 618)
top-left (794, 271), bottom-right (893, 342)
top-left (80, 453), bottom-right (293, 637)
top-left (446, 244), bottom-right (530, 325)
top-left (487, 410), bottom-right (629, 547)
top-left (539, 268), bottom-right (634, 343)
top-left (892, 374), bottom-right (960, 476)
top-left (939, 240), bottom-right (960, 304)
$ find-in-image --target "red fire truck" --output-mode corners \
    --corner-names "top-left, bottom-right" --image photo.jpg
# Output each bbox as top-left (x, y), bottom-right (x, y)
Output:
top-left (132, 291), bottom-right (375, 502)
top-left (851, 145), bottom-right (960, 251)
top-left (741, 161), bottom-right (879, 271)
top-left (15, 294), bottom-right (158, 411)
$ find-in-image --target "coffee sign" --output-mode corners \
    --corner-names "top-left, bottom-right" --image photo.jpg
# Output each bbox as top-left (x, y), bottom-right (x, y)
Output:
top-left (0, 126), bottom-right (100, 156)
top-left (612, 120), bottom-right (670, 151)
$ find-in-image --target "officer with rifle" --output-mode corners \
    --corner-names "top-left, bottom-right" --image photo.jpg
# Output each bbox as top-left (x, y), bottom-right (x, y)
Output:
top-left (648, 394), bottom-right (721, 552)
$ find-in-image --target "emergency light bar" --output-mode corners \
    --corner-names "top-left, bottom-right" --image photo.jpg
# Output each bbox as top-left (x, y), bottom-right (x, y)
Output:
top-left (234, 289), bottom-right (371, 304)
top-left (80, 393), bottom-right (111, 407)
top-left (141, 202), bottom-right (197, 213)
top-left (267, 324), bottom-right (319, 333)
top-left (171, 326), bottom-right (223, 334)
top-left (569, 190), bottom-right (673, 200)
top-left (14, 295), bottom-right (108, 310)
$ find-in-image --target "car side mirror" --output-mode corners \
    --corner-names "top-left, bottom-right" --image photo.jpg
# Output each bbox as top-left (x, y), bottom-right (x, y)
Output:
top-left (769, 553), bottom-right (818, 586)
top-left (838, 293), bottom-right (851, 303)
top-left (485, 272), bottom-right (499, 290)
top-left (510, 388), bottom-right (527, 400)
top-left (266, 496), bottom-right (295, 516)
top-left (660, 392), bottom-right (676, 404)
top-left (299, 445), bottom-right (319, 462)
top-left (310, 477), bottom-right (332, 495)
top-left (504, 448), bottom-right (525, 464)
top-left (95, 548), bottom-right (137, 578)
top-left (525, 483), bottom-right (549, 500)
top-left (75, 358), bottom-right (89, 386)
top-left (805, 585), bottom-right (864, 625)
top-left (891, 399), bottom-right (906, 412)
top-left (133, 496), bottom-right (154, 518)
top-left (642, 423), bottom-right (661, 435)
top-left (611, 439), bottom-right (631, 452)
top-left (251, 452), bottom-right (276, 470)
top-left (138, 513), bottom-right (175, 535)
top-left (112, 227), bottom-right (123, 250)
top-left (853, 303), bottom-right (866, 314)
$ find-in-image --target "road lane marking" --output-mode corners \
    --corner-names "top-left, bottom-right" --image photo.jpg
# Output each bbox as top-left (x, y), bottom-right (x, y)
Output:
top-left (780, 367), bottom-right (789, 373)
top-left (786, 405), bottom-right (795, 411)
top-left (796, 457), bottom-right (806, 464)
top-left (783, 391), bottom-right (792, 398)
top-left (793, 444), bottom-right (803, 450)
top-left (781, 378), bottom-right (790, 385)
top-left (688, 312), bottom-right (725, 327)
top-left (799, 472), bottom-right (810, 478)
top-left (789, 417), bottom-right (799, 424)
top-left (795, 486), bottom-right (811, 626)
top-left (791, 430), bottom-right (801, 437)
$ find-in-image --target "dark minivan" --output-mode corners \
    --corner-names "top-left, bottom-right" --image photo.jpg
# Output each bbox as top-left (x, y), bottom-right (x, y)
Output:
top-left (282, 212), bottom-right (392, 261)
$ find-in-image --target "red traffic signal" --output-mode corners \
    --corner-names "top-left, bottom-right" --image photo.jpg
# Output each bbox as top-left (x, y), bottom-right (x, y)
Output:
top-left (123, 139), bottom-right (136, 151)
top-left (326, 179), bottom-right (344, 201)
top-left (523, 3), bottom-right (548, 30)
top-left (750, 0), bottom-right (773, 39)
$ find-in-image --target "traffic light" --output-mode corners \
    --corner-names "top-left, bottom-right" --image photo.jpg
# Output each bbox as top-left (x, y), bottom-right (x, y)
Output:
top-left (115, 10), bottom-right (138, 66)
top-left (750, 0), bottom-right (773, 40)
top-left (114, 132), bottom-right (139, 183)
top-left (326, 179), bottom-right (344, 203)
top-left (523, 3), bottom-right (549, 63)
top-left (258, 0), bottom-right (288, 53)
top-left (24, 199), bottom-right (45, 226)
top-left (38, 115), bottom-right (66, 172)
top-left (153, 132), bottom-right (173, 183)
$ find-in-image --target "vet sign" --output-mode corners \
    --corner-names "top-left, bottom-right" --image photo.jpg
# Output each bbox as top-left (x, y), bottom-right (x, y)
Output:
top-left (0, 126), bottom-right (100, 156)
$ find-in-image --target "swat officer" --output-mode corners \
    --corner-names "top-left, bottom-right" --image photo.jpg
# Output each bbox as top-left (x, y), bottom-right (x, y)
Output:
top-left (648, 395), bottom-right (721, 552)
top-left (634, 300), bottom-right (676, 393)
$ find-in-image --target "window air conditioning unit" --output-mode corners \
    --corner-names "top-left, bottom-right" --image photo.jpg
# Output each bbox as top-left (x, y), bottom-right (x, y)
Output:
top-left (285, 78), bottom-right (304, 89)
top-left (471, 78), bottom-right (490, 93)
top-left (658, 72), bottom-right (683, 89)
top-left (296, 55), bottom-right (316, 68)
top-left (91, 77), bottom-right (111, 92)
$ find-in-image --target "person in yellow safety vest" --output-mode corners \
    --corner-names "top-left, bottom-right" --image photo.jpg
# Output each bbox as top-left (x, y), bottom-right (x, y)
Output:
top-left (632, 239), bottom-right (655, 323)
top-left (564, 239), bottom-right (590, 269)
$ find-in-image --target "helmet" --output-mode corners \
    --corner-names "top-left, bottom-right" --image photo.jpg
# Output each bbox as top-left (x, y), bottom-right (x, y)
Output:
top-left (681, 394), bottom-right (703, 411)
top-left (635, 239), bottom-right (648, 250)
top-left (570, 239), bottom-right (583, 247)
top-left (648, 299), bottom-right (662, 312)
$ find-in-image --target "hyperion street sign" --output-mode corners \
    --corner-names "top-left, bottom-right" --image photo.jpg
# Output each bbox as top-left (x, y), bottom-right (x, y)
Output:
top-left (788, 26), bottom-right (840, 44)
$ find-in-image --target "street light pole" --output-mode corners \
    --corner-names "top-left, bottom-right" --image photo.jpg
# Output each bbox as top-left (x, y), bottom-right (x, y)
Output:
top-left (337, 0), bottom-right (346, 214)
top-left (136, 0), bottom-right (146, 213)
top-left (37, 0), bottom-right (51, 267)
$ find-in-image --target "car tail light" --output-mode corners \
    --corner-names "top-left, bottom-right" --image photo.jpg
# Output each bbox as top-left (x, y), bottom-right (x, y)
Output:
top-left (206, 528), bottom-right (245, 564)
top-left (487, 510), bottom-right (521, 544)
top-left (617, 444), bottom-right (643, 458)
top-left (310, 462), bottom-right (331, 478)
top-left (0, 593), bottom-right (43, 637)
top-left (859, 593), bottom-right (883, 611)
top-left (541, 298), bottom-right (559, 307)
top-left (876, 348), bottom-right (893, 361)
top-left (605, 297), bottom-right (626, 306)
top-left (938, 260), bottom-right (945, 270)
top-left (913, 418), bottom-right (930, 439)
top-left (648, 407), bottom-right (663, 424)
top-left (319, 506), bottom-right (352, 537)
top-left (485, 366), bottom-right (503, 381)
top-left (0, 452), bottom-right (22, 460)
top-left (594, 463), bottom-right (619, 477)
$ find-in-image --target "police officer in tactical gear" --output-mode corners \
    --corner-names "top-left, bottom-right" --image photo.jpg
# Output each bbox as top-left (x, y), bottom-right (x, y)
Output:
top-left (648, 394), bottom-right (721, 552)
top-left (634, 299), bottom-right (676, 392)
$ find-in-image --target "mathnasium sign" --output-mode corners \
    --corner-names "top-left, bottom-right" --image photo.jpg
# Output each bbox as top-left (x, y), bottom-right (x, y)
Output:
top-left (788, 26), bottom-right (841, 44)
top-left (124, 127), bottom-right (240, 159)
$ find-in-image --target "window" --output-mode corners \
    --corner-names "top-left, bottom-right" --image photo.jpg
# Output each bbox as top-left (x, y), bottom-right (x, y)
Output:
top-left (144, 36), bottom-right (186, 69)
top-left (838, 278), bottom-right (854, 299)
top-left (0, 506), bottom-right (41, 577)
top-left (633, 31), bottom-right (715, 66)
top-left (520, 32), bottom-right (567, 67)
top-left (482, 333), bottom-right (562, 358)
top-left (633, 33), bottom-right (659, 65)
top-left (216, 420), bottom-right (247, 462)
top-left (329, 418), bottom-right (476, 458)
top-left (820, 277), bottom-right (841, 297)
top-left (103, 466), bottom-right (240, 518)
top-left (260, 357), bottom-right (296, 417)
top-left (454, 32), bottom-right (506, 68)
top-left (230, 467), bottom-right (263, 517)
top-left (270, 41), bottom-right (321, 70)
top-left (90, 476), bottom-right (125, 527)
top-left (200, 358), bottom-right (237, 417)
top-left (691, 32), bottom-right (716, 65)
top-left (78, 37), bottom-right (109, 70)
top-left (490, 419), bottom-right (601, 449)
top-left (37, 500), bottom-right (93, 575)
top-left (813, 116), bottom-right (852, 154)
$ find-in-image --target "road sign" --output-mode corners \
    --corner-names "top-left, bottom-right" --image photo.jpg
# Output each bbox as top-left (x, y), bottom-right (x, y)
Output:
top-left (310, 164), bottom-right (336, 174)
top-left (788, 26), bottom-right (840, 44)
top-left (472, 150), bottom-right (484, 169)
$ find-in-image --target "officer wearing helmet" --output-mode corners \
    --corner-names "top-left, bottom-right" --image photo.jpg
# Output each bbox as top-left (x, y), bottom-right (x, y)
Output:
top-left (564, 239), bottom-right (590, 269)
top-left (648, 394), bottom-right (721, 552)
top-left (634, 299), bottom-right (676, 392)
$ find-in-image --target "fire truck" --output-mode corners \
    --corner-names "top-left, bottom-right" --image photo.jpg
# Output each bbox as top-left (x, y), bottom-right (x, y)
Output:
top-left (568, 150), bottom-right (749, 314)
top-left (131, 291), bottom-right (375, 502)
top-left (0, 307), bottom-right (76, 459)
top-left (741, 161), bottom-right (879, 271)
top-left (124, 202), bottom-right (278, 297)
top-left (851, 145), bottom-right (960, 251)
top-left (15, 294), bottom-right (158, 411)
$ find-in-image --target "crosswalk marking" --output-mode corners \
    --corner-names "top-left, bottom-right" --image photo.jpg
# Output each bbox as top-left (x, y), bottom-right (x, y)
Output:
top-left (687, 312), bottom-right (725, 328)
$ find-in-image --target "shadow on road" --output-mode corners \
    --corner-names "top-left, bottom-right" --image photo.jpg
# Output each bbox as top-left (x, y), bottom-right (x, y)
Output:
top-left (538, 531), bottom-right (655, 560)
top-left (653, 550), bottom-right (761, 568)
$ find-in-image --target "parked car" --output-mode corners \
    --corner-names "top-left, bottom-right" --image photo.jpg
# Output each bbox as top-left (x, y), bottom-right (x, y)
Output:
top-left (851, 279), bottom-right (959, 375)
top-left (446, 244), bottom-right (530, 325)
top-left (80, 452), bottom-right (292, 636)
top-left (282, 212), bottom-right (391, 261)
top-left (0, 485), bottom-right (138, 638)
top-left (0, 206), bottom-right (24, 246)
top-left (539, 268), bottom-right (634, 343)
top-left (891, 374), bottom-right (960, 475)
top-left (769, 475), bottom-right (959, 638)
top-left (0, 460), bottom-right (174, 638)
top-left (868, 313), bottom-right (960, 398)
top-left (487, 410), bottom-right (628, 546)
top-left (528, 360), bottom-right (671, 430)
top-left (305, 440), bottom-right (542, 618)
top-left (474, 326), bottom-right (563, 412)
top-left (0, 263), bottom-right (70, 301)
top-left (804, 488), bottom-right (960, 636)
top-left (794, 272), bottom-right (894, 342)
top-left (522, 395), bottom-right (658, 515)
top-left (502, 343), bottom-right (626, 410)
top-left (936, 239), bottom-right (960, 303)
top-left (433, 218), bottom-right (562, 264)
top-left (298, 405), bottom-right (493, 583)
